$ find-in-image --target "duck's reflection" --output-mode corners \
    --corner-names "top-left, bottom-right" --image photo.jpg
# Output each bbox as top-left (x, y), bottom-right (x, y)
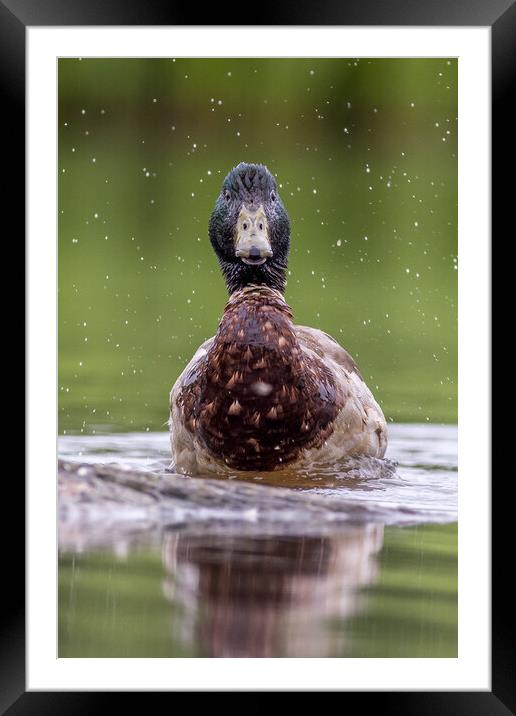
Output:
top-left (162, 524), bottom-right (384, 657)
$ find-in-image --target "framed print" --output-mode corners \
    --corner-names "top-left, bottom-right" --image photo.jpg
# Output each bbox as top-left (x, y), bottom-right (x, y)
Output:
top-left (5, 0), bottom-right (507, 709)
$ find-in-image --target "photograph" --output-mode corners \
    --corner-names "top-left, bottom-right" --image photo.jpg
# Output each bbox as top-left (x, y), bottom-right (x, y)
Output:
top-left (57, 56), bottom-right (458, 659)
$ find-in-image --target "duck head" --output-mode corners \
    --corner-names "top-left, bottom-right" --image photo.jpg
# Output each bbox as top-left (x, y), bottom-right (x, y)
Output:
top-left (209, 163), bottom-right (290, 294)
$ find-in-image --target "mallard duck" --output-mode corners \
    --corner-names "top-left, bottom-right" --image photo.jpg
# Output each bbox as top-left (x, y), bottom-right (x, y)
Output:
top-left (170, 162), bottom-right (387, 474)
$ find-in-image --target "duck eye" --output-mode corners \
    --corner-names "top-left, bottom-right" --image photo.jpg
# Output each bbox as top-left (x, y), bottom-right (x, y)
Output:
top-left (259, 222), bottom-right (264, 231)
top-left (224, 190), bottom-right (231, 203)
top-left (242, 222), bottom-right (248, 231)
top-left (270, 191), bottom-right (276, 202)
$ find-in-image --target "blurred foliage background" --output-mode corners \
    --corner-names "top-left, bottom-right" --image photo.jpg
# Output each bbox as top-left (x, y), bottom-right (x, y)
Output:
top-left (58, 58), bottom-right (457, 434)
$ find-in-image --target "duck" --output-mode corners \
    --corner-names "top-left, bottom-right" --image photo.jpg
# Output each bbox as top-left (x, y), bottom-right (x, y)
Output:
top-left (170, 162), bottom-right (387, 474)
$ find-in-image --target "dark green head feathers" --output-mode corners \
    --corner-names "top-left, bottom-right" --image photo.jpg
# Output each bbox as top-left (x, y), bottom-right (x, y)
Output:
top-left (208, 163), bottom-right (291, 294)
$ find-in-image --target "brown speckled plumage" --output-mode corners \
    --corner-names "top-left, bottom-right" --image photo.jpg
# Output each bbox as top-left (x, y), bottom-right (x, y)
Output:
top-left (174, 287), bottom-right (343, 471)
top-left (169, 162), bottom-right (387, 473)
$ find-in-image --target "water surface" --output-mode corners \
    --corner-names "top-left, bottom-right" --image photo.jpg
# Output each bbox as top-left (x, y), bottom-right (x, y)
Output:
top-left (58, 423), bottom-right (457, 657)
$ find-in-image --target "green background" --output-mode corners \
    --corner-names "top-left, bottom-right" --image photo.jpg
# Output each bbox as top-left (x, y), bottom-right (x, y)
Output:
top-left (58, 58), bottom-right (457, 434)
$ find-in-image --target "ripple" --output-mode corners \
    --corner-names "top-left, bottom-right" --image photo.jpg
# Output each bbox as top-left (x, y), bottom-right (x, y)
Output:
top-left (58, 423), bottom-right (457, 526)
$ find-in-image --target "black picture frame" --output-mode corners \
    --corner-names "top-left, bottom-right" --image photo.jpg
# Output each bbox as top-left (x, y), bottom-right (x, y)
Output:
top-left (6, 0), bottom-right (505, 709)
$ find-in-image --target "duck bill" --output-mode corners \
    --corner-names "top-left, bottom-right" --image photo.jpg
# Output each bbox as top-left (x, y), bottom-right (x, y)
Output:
top-left (234, 204), bottom-right (273, 266)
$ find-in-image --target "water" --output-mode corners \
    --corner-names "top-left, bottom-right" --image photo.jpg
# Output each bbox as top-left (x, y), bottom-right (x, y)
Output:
top-left (57, 58), bottom-right (457, 656)
top-left (58, 423), bottom-right (457, 657)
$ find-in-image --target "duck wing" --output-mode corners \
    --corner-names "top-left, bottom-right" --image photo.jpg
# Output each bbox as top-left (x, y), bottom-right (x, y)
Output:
top-left (169, 337), bottom-right (214, 472)
top-left (295, 325), bottom-right (363, 379)
top-left (294, 325), bottom-right (388, 458)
